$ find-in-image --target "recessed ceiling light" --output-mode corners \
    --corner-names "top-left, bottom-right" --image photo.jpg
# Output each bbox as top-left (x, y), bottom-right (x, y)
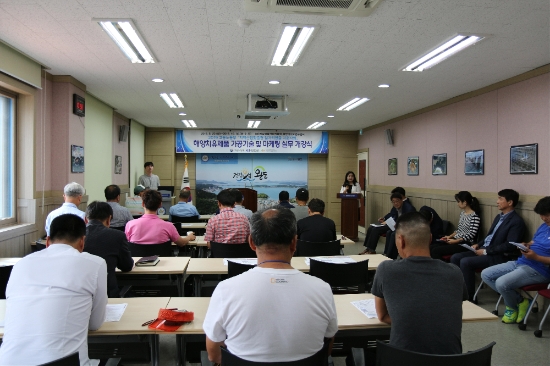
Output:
top-left (96, 19), bottom-right (155, 63)
top-left (152, 78), bottom-right (164, 83)
top-left (179, 112), bottom-right (186, 116)
top-left (337, 98), bottom-right (369, 111)
top-left (307, 122), bottom-right (326, 129)
top-left (403, 34), bottom-right (485, 72)
top-left (272, 25), bottom-right (315, 67)
top-left (182, 120), bottom-right (197, 128)
top-left (160, 93), bottom-right (184, 108)
top-left (327, 115), bottom-right (334, 118)
top-left (248, 121), bottom-right (261, 128)
top-left (268, 80), bottom-right (280, 85)
top-left (378, 84), bottom-right (390, 88)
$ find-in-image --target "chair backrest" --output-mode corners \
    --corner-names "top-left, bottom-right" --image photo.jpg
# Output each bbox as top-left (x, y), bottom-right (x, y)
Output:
top-left (309, 259), bottom-right (369, 294)
top-left (171, 215), bottom-right (200, 223)
top-left (296, 239), bottom-right (341, 257)
top-left (227, 261), bottom-right (256, 278)
top-left (128, 241), bottom-right (173, 257)
top-left (110, 225), bottom-right (126, 232)
top-left (375, 340), bottom-right (495, 366)
top-left (0, 265), bottom-right (13, 299)
top-left (210, 242), bottom-right (256, 259)
top-left (221, 345), bottom-right (328, 366)
top-left (39, 352), bottom-right (80, 366)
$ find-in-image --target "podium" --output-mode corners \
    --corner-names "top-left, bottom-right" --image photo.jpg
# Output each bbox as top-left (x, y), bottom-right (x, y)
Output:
top-left (237, 188), bottom-right (258, 213)
top-left (337, 193), bottom-right (361, 240)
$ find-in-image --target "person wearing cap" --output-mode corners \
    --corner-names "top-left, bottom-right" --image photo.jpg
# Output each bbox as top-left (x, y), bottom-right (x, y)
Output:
top-left (290, 188), bottom-right (309, 222)
top-left (232, 189), bottom-right (253, 219)
top-left (44, 182), bottom-right (86, 237)
top-left (138, 162), bottom-right (160, 190)
top-left (278, 190), bottom-right (294, 209)
top-left (125, 185), bottom-right (146, 216)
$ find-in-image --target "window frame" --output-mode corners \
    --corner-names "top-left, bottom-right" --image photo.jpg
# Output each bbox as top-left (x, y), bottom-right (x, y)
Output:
top-left (0, 87), bottom-right (17, 227)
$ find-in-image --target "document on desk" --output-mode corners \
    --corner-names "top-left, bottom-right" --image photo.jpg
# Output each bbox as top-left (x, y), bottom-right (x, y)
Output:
top-left (459, 244), bottom-right (477, 253)
top-left (305, 256), bottom-right (356, 265)
top-left (105, 303), bottom-right (127, 322)
top-left (223, 258), bottom-right (258, 266)
top-left (351, 299), bottom-right (378, 319)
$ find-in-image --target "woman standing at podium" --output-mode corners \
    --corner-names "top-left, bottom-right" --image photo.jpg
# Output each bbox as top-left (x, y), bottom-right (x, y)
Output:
top-left (340, 171), bottom-right (361, 194)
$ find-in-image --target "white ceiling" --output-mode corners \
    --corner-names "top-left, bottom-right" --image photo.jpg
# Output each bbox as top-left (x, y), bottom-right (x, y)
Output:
top-left (0, 0), bottom-right (548, 131)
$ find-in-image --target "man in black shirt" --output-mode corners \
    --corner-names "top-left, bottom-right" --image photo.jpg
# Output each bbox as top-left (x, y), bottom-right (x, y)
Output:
top-left (297, 199), bottom-right (336, 242)
top-left (84, 201), bottom-right (134, 297)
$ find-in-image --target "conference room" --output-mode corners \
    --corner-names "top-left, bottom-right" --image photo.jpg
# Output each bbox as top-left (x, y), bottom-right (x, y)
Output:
top-left (0, 0), bottom-right (549, 365)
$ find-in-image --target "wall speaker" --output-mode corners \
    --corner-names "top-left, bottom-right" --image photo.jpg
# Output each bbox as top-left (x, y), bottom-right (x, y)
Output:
top-left (385, 129), bottom-right (393, 145)
top-left (119, 125), bottom-right (129, 142)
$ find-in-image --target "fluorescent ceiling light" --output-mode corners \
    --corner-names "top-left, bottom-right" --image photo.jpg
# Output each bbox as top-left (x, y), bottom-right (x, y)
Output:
top-left (307, 122), bottom-right (326, 129)
top-left (403, 35), bottom-right (484, 72)
top-left (337, 97), bottom-right (369, 111)
top-left (189, 120), bottom-right (197, 127)
top-left (152, 78), bottom-right (164, 83)
top-left (327, 115), bottom-right (335, 118)
top-left (182, 120), bottom-right (197, 128)
top-left (179, 112), bottom-right (186, 116)
top-left (248, 121), bottom-right (261, 128)
top-left (97, 19), bottom-right (155, 63)
top-left (160, 93), bottom-right (184, 108)
top-left (268, 80), bottom-right (280, 85)
top-left (272, 25), bottom-right (315, 67)
top-left (378, 84), bottom-right (390, 88)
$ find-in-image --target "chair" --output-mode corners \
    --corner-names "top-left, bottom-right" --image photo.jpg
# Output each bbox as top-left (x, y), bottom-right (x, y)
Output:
top-left (517, 283), bottom-right (550, 336)
top-left (171, 214), bottom-right (200, 223)
top-left (227, 261), bottom-right (255, 278)
top-left (128, 241), bottom-right (173, 257)
top-left (375, 340), bottom-right (495, 366)
top-left (38, 352), bottom-right (80, 366)
top-left (0, 265), bottom-right (13, 299)
top-left (110, 226), bottom-right (125, 232)
top-left (220, 345), bottom-right (328, 366)
top-left (309, 258), bottom-right (369, 294)
top-left (210, 242), bottom-right (256, 259)
top-left (295, 239), bottom-right (341, 257)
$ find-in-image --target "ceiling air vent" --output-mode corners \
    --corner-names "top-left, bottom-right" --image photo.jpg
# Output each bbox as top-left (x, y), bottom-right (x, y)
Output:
top-left (245, 0), bottom-right (384, 17)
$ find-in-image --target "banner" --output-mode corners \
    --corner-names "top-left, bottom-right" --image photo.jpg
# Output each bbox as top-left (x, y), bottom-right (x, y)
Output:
top-left (195, 153), bottom-right (308, 213)
top-left (176, 130), bottom-right (328, 154)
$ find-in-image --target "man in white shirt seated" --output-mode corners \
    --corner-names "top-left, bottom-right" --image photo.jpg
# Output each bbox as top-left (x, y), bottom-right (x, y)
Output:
top-left (203, 208), bottom-right (338, 363)
top-left (0, 214), bottom-right (108, 366)
top-left (44, 181), bottom-right (86, 236)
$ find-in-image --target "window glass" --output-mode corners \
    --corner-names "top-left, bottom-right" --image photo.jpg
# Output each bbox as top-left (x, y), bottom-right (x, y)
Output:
top-left (0, 93), bottom-right (15, 222)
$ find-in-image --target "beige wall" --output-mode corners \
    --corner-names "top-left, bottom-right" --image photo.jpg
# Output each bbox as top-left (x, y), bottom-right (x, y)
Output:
top-left (144, 128), bottom-right (175, 188)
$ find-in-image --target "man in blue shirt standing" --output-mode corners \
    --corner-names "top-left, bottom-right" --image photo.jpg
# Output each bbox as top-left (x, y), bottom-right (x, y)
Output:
top-left (169, 189), bottom-right (199, 220)
top-left (481, 196), bottom-right (550, 324)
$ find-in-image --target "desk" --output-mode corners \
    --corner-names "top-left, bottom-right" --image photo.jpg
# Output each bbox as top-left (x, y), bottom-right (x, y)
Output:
top-left (159, 215), bottom-right (212, 221)
top-left (186, 255), bottom-right (390, 296)
top-left (0, 258), bottom-right (21, 267)
top-left (116, 257), bottom-right (190, 296)
top-left (0, 297), bottom-right (169, 366)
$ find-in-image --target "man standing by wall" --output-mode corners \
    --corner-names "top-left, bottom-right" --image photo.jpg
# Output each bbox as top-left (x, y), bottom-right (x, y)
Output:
top-left (138, 162), bottom-right (160, 190)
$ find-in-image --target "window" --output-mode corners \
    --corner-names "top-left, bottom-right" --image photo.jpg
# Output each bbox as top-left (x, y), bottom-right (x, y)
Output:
top-left (0, 91), bottom-right (15, 224)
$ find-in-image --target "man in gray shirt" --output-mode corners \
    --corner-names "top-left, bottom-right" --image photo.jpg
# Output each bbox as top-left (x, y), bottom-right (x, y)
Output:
top-left (138, 162), bottom-right (160, 190)
top-left (232, 189), bottom-right (253, 219)
top-left (290, 188), bottom-right (309, 222)
top-left (372, 212), bottom-right (468, 355)
top-left (105, 184), bottom-right (133, 229)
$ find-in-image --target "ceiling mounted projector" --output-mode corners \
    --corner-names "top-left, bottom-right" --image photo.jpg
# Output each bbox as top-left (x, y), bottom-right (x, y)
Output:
top-left (255, 95), bottom-right (278, 109)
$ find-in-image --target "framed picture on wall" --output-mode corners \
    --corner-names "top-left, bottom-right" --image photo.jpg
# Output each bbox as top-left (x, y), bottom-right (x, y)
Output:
top-left (114, 155), bottom-right (122, 174)
top-left (407, 156), bottom-right (419, 176)
top-left (70, 145), bottom-right (84, 173)
top-left (432, 153), bottom-right (447, 175)
top-left (465, 149), bottom-right (484, 175)
top-left (388, 158), bottom-right (397, 175)
top-left (510, 143), bottom-right (538, 174)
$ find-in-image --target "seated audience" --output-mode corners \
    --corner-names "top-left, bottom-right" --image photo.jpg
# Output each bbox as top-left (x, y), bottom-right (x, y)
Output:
top-left (384, 205), bottom-right (443, 259)
top-left (297, 198), bottom-right (337, 242)
top-left (104, 184), bottom-right (133, 229)
top-left (451, 189), bottom-right (526, 302)
top-left (169, 189), bottom-right (200, 221)
top-left (125, 185), bottom-right (146, 216)
top-left (290, 188), bottom-right (309, 222)
top-left (203, 208), bottom-right (337, 363)
top-left (204, 189), bottom-right (250, 247)
top-left (232, 188), bottom-right (253, 219)
top-left (278, 190), bottom-right (295, 208)
top-left (84, 201), bottom-right (134, 298)
top-left (0, 214), bottom-right (107, 365)
top-left (125, 190), bottom-right (195, 246)
top-left (431, 191), bottom-right (480, 260)
top-left (45, 181), bottom-right (86, 236)
top-left (481, 196), bottom-right (550, 324)
top-left (360, 191), bottom-right (416, 254)
top-left (372, 212), bottom-right (467, 356)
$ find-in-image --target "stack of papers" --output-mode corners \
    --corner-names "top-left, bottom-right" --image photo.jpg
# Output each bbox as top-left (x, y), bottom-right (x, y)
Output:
top-left (305, 256), bottom-right (357, 265)
top-left (351, 299), bottom-right (378, 319)
top-left (223, 258), bottom-right (257, 266)
top-left (105, 303), bottom-right (127, 322)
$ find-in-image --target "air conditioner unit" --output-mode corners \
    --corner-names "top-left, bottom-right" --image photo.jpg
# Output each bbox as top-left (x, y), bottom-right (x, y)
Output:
top-left (244, 0), bottom-right (384, 17)
top-left (245, 94), bottom-right (290, 120)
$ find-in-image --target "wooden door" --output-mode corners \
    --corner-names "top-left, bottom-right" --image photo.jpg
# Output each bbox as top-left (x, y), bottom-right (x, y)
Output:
top-left (359, 159), bottom-right (366, 226)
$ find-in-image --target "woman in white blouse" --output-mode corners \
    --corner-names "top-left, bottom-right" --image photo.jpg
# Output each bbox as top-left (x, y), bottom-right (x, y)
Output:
top-left (340, 171), bottom-right (361, 194)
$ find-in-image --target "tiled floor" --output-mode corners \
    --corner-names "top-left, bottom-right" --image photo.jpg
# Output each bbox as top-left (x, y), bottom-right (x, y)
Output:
top-left (131, 232), bottom-right (550, 365)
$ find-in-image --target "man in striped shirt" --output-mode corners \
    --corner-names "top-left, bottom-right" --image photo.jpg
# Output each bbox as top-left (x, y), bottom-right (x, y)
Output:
top-left (205, 189), bottom-right (250, 247)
